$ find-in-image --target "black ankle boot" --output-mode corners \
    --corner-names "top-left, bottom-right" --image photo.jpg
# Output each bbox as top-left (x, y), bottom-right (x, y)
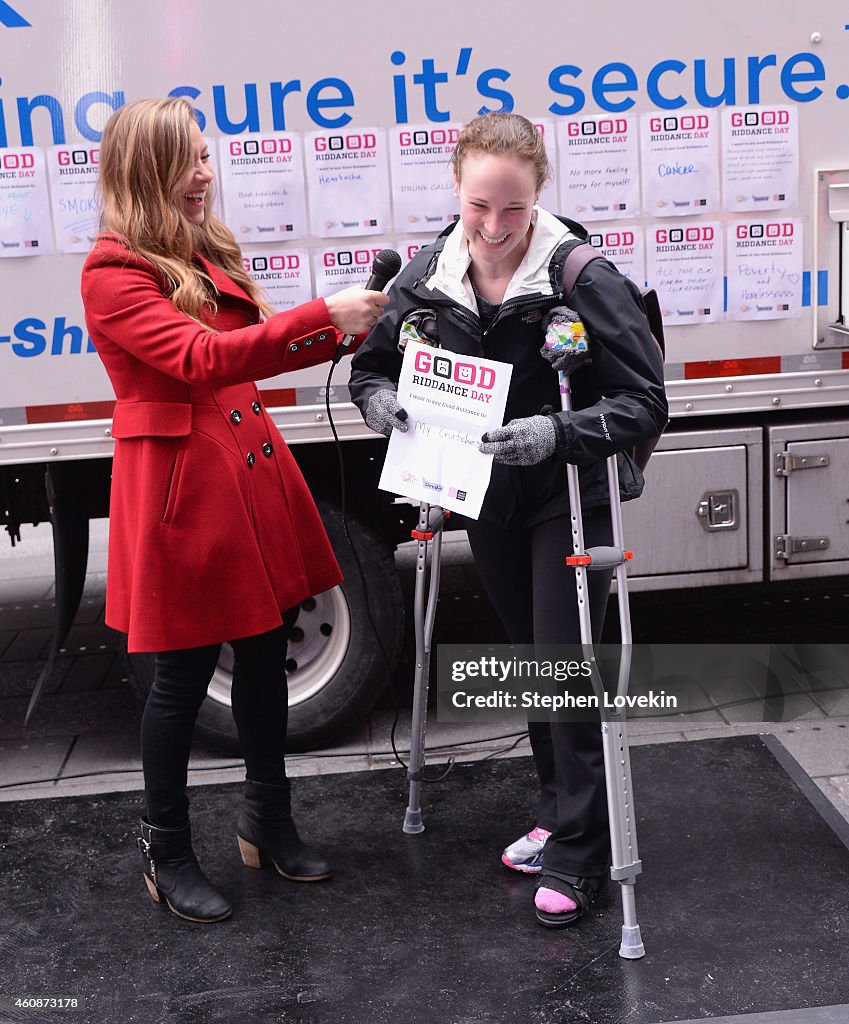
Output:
top-left (138, 818), bottom-right (232, 923)
top-left (236, 780), bottom-right (331, 882)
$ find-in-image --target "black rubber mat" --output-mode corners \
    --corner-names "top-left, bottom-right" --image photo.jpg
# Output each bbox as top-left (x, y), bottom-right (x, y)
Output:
top-left (2, 735), bottom-right (849, 1024)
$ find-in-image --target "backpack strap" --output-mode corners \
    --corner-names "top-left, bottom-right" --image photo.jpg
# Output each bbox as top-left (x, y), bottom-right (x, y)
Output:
top-left (561, 241), bottom-right (605, 298)
top-left (559, 239), bottom-right (667, 473)
top-left (562, 239), bottom-right (666, 359)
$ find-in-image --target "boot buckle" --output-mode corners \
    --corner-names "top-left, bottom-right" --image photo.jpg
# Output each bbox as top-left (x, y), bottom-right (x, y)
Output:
top-left (137, 836), bottom-right (158, 887)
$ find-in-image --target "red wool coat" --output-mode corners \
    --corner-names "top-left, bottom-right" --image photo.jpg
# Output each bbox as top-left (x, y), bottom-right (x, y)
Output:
top-left (81, 235), bottom-right (343, 652)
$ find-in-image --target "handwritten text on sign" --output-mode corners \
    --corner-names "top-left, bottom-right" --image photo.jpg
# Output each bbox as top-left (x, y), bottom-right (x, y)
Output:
top-left (379, 341), bottom-right (512, 519)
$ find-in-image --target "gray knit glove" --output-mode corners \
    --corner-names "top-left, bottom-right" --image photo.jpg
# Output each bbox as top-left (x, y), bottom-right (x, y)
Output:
top-left (478, 415), bottom-right (557, 466)
top-left (365, 388), bottom-right (409, 436)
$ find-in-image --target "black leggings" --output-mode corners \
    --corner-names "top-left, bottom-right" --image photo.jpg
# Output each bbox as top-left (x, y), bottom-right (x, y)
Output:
top-left (465, 512), bottom-right (613, 878)
top-left (140, 609), bottom-right (298, 827)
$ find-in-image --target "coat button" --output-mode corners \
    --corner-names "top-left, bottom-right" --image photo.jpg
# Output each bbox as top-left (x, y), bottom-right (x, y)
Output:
top-left (252, 401), bottom-right (261, 415)
top-left (246, 452), bottom-right (256, 467)
top-left (262, 442), bottom-right (273, 457)
top-left (230, 409), bottom-right (242, 424)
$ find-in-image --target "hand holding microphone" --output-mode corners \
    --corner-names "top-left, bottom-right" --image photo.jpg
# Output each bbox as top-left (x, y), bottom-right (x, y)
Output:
top-left (329, 248), bottom-right (402, 364)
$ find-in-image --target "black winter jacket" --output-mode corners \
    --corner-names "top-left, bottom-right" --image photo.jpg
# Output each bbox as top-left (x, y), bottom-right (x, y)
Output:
top-left (349, 208), bottom-right (668, 527)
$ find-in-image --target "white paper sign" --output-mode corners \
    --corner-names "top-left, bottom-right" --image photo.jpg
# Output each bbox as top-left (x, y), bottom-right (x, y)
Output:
top-left (726, 217), bottom-right (803, 320)
top-left (379, 341), bottom-right (512, 519)
top-left (242, 247), bottom-right (312, 311)
top-left (389, 123), bottom-right (459, 234)
top-left (585, 225), bottom-right (646, 285)
top-left (217, 133), bottom-right (307, 242)
top-left (531, 116), bottom-right (559, 212)
top-left (312, 243), bottom-right (388, 295)
top-left (646, 221), bottom-right (724, 325)
top-left (395, 236), bottom-right (436, 267)
top-left (722, 106), bottom-right (799, 212)
top-left (0, 147), bottom-right (54, 257)
top-left (556, 115), bottom-right (640, 221)
top-left (46, 144), bottom-right (100, 252)
top-left (640, 110), bottom-right (720, 217)
top-left (305, 127), bottom-right (390, 238)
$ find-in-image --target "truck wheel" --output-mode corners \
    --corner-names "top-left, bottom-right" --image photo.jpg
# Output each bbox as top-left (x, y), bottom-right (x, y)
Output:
top-left (123, 503), bottom-right (404, 754)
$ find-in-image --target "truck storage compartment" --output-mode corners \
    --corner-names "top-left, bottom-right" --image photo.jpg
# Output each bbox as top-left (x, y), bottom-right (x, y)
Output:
top-left (769, 420), bottom-right (849, 579)
top-left (621, 426), bottom-right (762, 591)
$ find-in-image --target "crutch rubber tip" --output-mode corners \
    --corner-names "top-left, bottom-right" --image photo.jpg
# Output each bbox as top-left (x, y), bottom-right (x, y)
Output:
top-left (403, 810), bottom-right (425, 834)
top-left (618, 925), bottom-right (646, 959)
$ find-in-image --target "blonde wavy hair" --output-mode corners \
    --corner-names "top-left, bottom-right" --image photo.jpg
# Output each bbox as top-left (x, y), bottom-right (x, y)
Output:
top-left (451, 112), bottom-right (551, 193)
top-left (96, 97), bottom-right (273, 325)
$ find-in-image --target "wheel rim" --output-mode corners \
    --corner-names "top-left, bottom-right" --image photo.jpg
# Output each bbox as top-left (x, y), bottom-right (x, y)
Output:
top-left (206, 586), bottom-right (352, 709)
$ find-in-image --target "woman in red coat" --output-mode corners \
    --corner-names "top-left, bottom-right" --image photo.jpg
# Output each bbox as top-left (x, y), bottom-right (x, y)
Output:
top-left (81, 97), bottom-right (388, 924)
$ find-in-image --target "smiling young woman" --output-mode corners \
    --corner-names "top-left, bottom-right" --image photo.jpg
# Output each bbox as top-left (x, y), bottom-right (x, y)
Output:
top-left (178, 122), bottom-right (214, 225)
top-left (82, 97), bottom-right (388, 925)
top-left (350, 111), bottom-right (667, 930)
top-left (453, 152), bottom-right (539, 293)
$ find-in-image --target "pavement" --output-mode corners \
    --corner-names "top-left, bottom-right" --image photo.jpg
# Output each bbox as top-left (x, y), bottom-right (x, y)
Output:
top-left (2, 519), bottom-right (849, 836)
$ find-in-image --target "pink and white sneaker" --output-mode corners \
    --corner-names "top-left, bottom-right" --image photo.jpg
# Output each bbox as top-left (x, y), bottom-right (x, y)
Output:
top-left (501, 826), bottom-right (551, 874)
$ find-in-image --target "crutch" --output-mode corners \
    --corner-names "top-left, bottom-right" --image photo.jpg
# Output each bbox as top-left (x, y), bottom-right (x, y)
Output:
top-left (559, 364), bottom-right (645, 960)
top-left (403, 501), bottom-right (449, 834)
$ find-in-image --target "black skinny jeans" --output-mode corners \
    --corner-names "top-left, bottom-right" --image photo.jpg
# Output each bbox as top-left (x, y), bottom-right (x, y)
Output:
top-left (140, 609), bottom-right (298, 828)
top-left (465, 512), bottom-right (613, 880)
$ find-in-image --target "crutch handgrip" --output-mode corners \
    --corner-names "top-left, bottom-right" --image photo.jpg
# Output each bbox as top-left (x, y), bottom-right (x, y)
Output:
top-left (565, 546), bottom-right (633, 570)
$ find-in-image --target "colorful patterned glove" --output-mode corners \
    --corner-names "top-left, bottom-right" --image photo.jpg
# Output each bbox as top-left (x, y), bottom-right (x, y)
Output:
top-left (365, 389), bottom-right (409, 436)
top-left (540, 306), bottom-right (591, 374)
top-left (478, 415), bottom-right (557, 466)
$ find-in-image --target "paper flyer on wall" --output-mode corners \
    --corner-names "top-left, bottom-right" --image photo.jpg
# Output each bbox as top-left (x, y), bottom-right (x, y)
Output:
top-left (312, 243), bottom-right (387, 294)
top-left (0, 147), bottom-right (54, 257)
top-left (530, 116), bottom-right (559, 212)
top-left (640, 110), bottom-right (720, 217)
top-left (46, 144), bottom-right (100, 253)
top-left (389, 123), bottom-right (460, 234)
top-left (726, 217), bottom-right (803, 321)
top-left (395, 237), bottom-right (433, 267)
top-left (305, 127), bottom-right (390, 238)
top-left (586, 225), bottom-right (646, 285)
top-left (556, 115), bottom-right (640, 222)
top-left (216, 133), bottom-right (307, 242)
top-left (646, 221), bottom-right (724, 324)
top-left (721, 106), bottom-right (799, 213)
top-left (379, 341), bottom-right (512, 519)
top-left (242, 247), bottom-right (312, 311)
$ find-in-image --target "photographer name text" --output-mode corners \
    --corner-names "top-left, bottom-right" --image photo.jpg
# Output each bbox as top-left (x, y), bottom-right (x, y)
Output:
top-left (450, 690), bottom-right (678, 711)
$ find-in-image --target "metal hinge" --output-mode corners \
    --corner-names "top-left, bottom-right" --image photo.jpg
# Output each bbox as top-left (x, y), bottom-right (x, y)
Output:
top-left (775, 452), bottom-right (830, 476)
top-left (775, 535), bottom-right (830, 559)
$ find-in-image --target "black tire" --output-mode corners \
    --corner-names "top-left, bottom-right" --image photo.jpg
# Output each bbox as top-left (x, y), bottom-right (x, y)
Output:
top-left (124, 502), bottom-right (404, 754)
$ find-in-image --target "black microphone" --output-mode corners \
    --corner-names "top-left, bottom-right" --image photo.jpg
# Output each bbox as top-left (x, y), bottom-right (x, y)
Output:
top-left (332, 248), bottom-right (402, 363)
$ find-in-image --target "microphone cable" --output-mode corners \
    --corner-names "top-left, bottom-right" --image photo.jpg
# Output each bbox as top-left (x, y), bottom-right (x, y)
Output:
top-left (323, 344), bottom-right (453, 781)
top-left (319, 247), bottom-right (433, 773)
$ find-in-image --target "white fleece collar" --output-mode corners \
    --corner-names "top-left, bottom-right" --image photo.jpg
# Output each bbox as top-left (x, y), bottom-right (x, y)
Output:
top-left (426, 207), bottom-right (578, 313)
